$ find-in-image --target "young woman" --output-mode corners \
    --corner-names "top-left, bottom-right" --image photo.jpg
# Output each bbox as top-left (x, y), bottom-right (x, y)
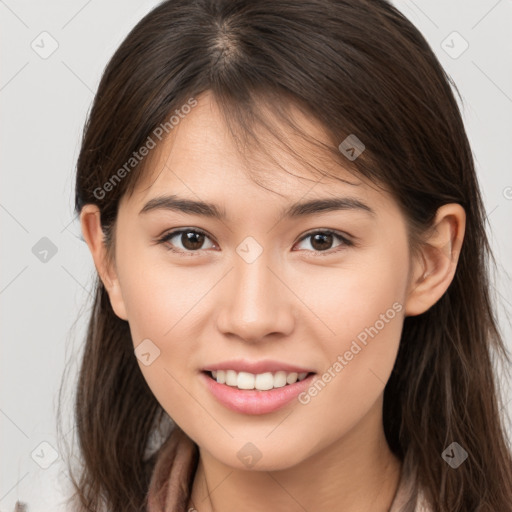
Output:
top-left (17, 0), bottom-right (512, 511)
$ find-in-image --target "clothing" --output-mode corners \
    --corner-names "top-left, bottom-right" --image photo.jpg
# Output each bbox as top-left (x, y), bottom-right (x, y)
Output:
top-left (12, 427), bottom-right (431, 512)
top-left (146, 427), bottom-right (432, 512)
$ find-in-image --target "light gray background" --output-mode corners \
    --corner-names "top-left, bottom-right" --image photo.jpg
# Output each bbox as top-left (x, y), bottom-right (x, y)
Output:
top-left (1, 1), bottom-right (511, 510)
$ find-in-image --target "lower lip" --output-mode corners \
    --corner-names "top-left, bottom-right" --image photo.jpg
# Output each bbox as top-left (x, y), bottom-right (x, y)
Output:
top-left (200, 371), bottom-right (316, 415)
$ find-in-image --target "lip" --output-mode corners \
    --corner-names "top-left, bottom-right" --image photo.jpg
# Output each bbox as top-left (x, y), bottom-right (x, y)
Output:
top-left (200, 371), bottom-right (316, 415)
top-left (202, 359), bottom-right (315, 374)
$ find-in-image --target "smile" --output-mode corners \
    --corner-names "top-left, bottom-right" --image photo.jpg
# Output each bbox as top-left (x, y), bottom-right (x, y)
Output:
top-left (208, 369), bottom-right (310, 390)
top-left (201, 370), bottom-right (317, 415)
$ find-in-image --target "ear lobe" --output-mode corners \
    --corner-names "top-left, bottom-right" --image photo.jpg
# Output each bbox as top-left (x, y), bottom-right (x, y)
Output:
top-left (79, 204), bottom-right (128, 321)
top-left (404, 204), bottom-right (465, 317)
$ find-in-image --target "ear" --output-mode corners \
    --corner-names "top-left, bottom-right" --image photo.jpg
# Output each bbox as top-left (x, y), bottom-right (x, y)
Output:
top-left (80, 204), bottom-right (128, 321)
top-left (404, 203), bottom-right (466, 317)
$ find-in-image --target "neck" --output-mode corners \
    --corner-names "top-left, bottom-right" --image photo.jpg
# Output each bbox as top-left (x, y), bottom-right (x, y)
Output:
top-left (188, 398), bottom-right (402, 512)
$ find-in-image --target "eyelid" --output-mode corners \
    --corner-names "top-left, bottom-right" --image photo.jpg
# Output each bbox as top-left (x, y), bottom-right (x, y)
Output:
top-left (297, 228), bottom-right (352, 243)
top-left (293, 229), bottom-right (354, 256)
top-left (155, 227), bottom-right (354, 256)
top-left (155, 227), bottom-right (217, 255)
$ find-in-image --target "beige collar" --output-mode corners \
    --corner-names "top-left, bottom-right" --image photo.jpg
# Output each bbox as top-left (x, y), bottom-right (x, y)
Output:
top-left (146, 427), bottom-right (431, 512)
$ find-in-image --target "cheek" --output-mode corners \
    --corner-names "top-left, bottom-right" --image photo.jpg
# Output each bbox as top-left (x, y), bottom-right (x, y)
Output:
top-left (307, 242), bottom-right (408, 344)
top-left (298, 242), bottom-right (408, 411)
top-left (118, 261), bottom-right (208, 426)
top-left (115, 249), bottom-right (230, 411)
top-left (115, 239), bottom-right (207, 343)
top-left (112, 245), bottom-right (206, 405)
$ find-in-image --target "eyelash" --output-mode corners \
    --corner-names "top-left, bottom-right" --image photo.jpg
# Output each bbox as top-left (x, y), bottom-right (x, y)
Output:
top-left (155, 228), bottom-right (354, 257)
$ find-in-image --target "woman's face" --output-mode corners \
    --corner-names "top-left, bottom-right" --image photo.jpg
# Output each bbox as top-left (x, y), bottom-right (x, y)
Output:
top-left (97, 92), bottom-right (416, 470)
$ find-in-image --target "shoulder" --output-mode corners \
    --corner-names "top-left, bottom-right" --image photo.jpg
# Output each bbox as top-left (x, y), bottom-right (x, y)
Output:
top-left (389, 464), bottom-right (432, 512)
top-left (416, 489), bottom-right (432, 511)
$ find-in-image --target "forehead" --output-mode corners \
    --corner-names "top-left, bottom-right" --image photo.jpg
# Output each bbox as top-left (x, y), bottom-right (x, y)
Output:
top-left (122, 91), bottom-right (393, 216)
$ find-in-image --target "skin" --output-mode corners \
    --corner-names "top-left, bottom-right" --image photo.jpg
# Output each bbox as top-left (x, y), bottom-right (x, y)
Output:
top-left (81, 91), bottom-right (465, 512)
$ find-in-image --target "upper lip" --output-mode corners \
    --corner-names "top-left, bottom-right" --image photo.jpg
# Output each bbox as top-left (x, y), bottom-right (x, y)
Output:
top-left (202, 359), bottom-right (315, 374)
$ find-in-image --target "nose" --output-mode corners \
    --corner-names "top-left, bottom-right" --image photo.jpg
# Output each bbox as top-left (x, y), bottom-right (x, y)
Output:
top-left (216, 251), bottom-right (295, 344)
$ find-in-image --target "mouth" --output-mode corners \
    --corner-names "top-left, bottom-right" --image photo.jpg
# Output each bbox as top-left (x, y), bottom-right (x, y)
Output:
top-left (203, 369), bottom-right (315, 391)
top-left (200, 370), bottom-right (317, 415)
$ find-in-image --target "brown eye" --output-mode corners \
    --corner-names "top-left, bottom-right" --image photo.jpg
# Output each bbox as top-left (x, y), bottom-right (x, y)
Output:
top-left (157, 228), bottom-right (216, 254)
top-left (310, 232), bottom-right (334, 251)
top-left (294, 229), bottom-right (353, 255)
top-left (180, 231), bottom-right (206, 250)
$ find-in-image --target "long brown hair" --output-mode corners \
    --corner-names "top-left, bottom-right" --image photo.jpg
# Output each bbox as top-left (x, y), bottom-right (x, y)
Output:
top-left (59, 0), bottom-right (512, 510)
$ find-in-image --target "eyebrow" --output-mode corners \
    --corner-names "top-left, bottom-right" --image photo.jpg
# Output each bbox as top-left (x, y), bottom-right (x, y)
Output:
top-left (139, 194), bottom-right (376, 219)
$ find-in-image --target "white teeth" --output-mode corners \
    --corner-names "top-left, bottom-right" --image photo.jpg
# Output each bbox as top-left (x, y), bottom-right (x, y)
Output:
top-left (226, 370), bottom-right (238, 386)
top-left (237, 371), bottom-right (255, 389)
top-left (255, 372), bottom-right (274, 390)
top-left (209, 369), bottom-right (311, 390)
top-left (273, 371), bottom-right (287, 388)
top-left (286, 372), bottom-right (298, 384)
